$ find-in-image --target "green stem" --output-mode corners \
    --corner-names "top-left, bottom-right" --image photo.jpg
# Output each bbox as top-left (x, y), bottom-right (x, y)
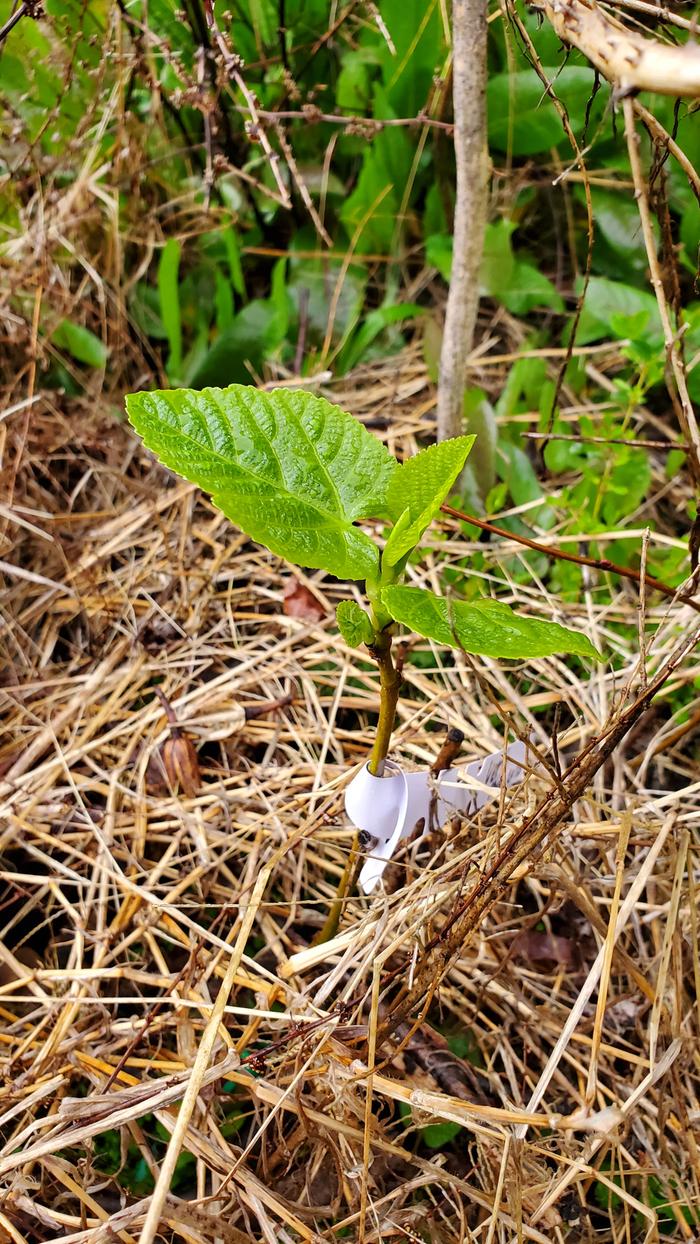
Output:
top-left (311, 832), bottom-right (360, 947)
top-left (367, 628), bottom-right (402, 778)
top-left (313, 627), bottom-right (402, 945)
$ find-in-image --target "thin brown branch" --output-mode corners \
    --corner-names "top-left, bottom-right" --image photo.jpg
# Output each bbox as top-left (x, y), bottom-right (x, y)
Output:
top-left (633, 98), bottom-right (700, 206)
top-left (441, 503), bottom-right (700, 613)
top-left (204, 9), bottom-right (291, 207)
top-left (0, 1), bottom-right (41, 46)
top-left (236, 106), bottom-right (456, 133)
top-left (622, 95), bottom-right (700, 487)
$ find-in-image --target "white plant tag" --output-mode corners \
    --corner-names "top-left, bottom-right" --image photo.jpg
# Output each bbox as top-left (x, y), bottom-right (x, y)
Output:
top-left (346, 739), bottom-right (533, 894)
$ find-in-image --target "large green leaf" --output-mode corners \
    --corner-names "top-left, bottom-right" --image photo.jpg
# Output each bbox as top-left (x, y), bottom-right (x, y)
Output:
top-left (382, 585), bottom-right (601, 660)
top-left (383, 437), bottom-right (474, 566)
top-left (126, 386), bottom-right (397, 581)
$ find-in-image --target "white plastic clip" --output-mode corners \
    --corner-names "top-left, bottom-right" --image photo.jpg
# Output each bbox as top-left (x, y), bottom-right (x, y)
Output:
top-left (345, 739), bottom-right (533, 893)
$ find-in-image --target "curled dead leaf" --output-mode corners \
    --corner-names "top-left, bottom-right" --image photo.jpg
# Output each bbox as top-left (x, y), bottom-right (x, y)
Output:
top-left (161, 732), bottom-right (201, 798)
top-left (283, 578), bottom-right (326, 622)
top-left (512, 930), bottom-right (576, 966)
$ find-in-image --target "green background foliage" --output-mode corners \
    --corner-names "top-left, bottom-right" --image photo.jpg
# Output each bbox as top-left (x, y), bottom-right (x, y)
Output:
top-left (2, 0), bottom-right (698, 646)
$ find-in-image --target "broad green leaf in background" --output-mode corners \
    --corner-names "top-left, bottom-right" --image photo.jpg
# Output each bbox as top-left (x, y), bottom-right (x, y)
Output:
top-left (158, 238), bottom-right (183, 381)
top-left (498, 440), bottom-right (554, 531)
top-left (683, 305), bottom-right (700, 403)
top-left (52, 320), bottom-right (107, 369)
top-left (126, 386), bottom-right (398, 581)
top-left (487, 66), bottom-right (608, 157)
top-left (248, 0), bottom-right (273, 46)
top-left (189, 300), bottom-right (282, 388)
top-left (581, 187), bottom-right (655, 281)
top-left (425, 233), bottom-right (453, 283)
top-left (462, 388), bottom-right (497, 505)
top-left (337, 302), bottom-right (425, 375)
top-left (335, 48), bottom-right (377, 112)
top-left (420, 1121), bottom-right (463, 1150)
top-left (340, 95), bottom-right (413, 253)
top-left (372, 0), bottom-right (442, 119)
top-left (602, 452), bottom-right (652, 526)
top-left (382, 584), bottom-right (601, 659)
top-left (214, 269), bottom-right (235, 333)
top-left (499, 261), bottom-right (564, 315)
top-left (421, 315), bottom-right (442, 382)
top-left (287, 245), bottom-right (367, 353)
top-left (336, 600), bottom-right (374, 647)
top-left (427, 223), bottom-right (560, 314)
top-left (129, 284), bottom-right (169, 341)
top-left (573, 276), bottom-right (663, 346)
top-left (427, 221), bottom-right (516, 294)
top-left (383, 437), bottom-right (475, 565)
top-left (480, 219), bottom-right (516, 297)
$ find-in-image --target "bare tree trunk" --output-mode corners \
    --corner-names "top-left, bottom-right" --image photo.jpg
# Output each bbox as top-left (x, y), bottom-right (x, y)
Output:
top-left (436, 0), bottom-right (489, 443)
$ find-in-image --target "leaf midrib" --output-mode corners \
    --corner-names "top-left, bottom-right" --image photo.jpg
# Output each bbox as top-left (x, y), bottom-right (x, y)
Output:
top-left (138, 397), bottom-right (364, 543)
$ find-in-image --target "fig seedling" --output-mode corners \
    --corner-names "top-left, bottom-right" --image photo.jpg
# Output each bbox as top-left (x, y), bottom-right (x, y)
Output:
top-left (127, 384), bottom-right (600, 930)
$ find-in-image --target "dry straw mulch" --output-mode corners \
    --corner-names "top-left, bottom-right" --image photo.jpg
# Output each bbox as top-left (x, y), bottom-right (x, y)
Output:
top-left (1, 347), bottom-right (700, 1242)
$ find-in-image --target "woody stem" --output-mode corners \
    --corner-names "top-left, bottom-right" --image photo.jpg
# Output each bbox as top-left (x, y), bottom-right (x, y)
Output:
top-left (367, 629), bottom-right (402, 777)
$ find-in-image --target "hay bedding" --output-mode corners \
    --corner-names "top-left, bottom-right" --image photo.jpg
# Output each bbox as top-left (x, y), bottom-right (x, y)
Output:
top-left (0, 350), bottom-right (699, 1242)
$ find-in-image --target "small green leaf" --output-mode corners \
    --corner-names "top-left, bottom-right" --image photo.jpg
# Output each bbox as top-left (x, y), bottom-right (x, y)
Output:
top-left (336, 600), bottom-right (374, 647)
top-left (387, 439), bottom-right (475, 520)
top-left (52, 320), bottom-right (107, 369)
top-left (223, 225), bottom-right (245, 297)
top-left (126, 385), bottom-right (396, 582)
top-left (420, 1120), bottom-right (463, 1150)
top-left (158, 238), bottom-right (183, 380)
top-left (382, 585), bottom-right (602, 660)
top-left (382, 507), bottom-right (414, 569)
top-left (383, 437), bottom-right (475, 565)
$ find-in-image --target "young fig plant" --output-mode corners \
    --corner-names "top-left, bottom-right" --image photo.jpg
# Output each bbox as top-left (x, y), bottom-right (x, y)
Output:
top-left (126, 384), bottom-right (601, 781)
